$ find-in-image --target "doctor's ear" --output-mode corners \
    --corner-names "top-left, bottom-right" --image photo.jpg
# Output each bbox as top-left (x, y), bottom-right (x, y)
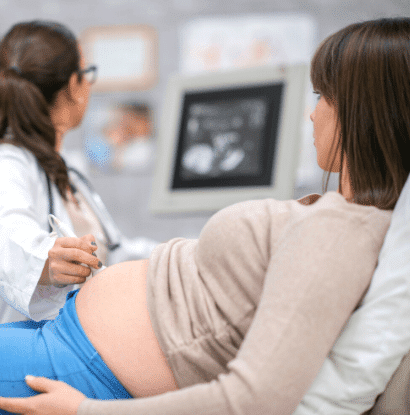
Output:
top-left (67, 72), bottom-right (84, 104)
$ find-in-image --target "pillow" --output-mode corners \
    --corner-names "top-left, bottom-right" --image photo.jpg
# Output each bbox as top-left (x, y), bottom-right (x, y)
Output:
top-left (366, 177), bottom-right (410, 414)
top-left (294, 175), bottom-right (410, 414)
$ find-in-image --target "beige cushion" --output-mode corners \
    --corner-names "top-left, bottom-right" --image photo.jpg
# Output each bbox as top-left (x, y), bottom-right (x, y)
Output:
top-left (366, 351), bottom-right (410, 415)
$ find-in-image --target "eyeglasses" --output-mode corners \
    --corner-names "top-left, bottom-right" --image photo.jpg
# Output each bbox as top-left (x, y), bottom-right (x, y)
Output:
top-left (78, 65), bottom-right (98, 85)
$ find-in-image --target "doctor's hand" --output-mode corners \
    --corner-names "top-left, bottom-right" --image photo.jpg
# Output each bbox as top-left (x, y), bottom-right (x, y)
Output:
top-left (40, 234), bottom-right (102, 287)
top-left (0, 375), bottom-right (86, 415)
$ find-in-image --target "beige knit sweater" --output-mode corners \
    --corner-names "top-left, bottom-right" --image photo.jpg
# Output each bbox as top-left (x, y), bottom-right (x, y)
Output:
top-left (78, 192), bottom-right (392, 415)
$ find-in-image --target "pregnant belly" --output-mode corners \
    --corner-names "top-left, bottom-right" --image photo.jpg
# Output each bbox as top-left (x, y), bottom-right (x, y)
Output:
top-left (75, 259), bottom-right (178, 397)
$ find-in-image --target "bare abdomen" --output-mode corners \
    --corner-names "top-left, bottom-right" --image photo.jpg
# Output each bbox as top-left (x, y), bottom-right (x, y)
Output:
top-left (75, 259), bottom-right (178, 397)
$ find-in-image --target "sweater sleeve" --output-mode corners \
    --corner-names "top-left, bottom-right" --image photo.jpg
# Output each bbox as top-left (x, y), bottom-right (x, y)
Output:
top-left (78, 207), bottom-right (387, 415)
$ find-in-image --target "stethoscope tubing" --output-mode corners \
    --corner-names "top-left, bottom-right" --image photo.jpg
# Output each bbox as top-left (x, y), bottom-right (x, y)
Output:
top-left (46, 167), bottom-right (121, 251)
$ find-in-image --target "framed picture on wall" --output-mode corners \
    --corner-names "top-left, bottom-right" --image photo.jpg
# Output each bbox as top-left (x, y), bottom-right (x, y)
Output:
top-left (81, 25), bottom-right (158, 92)
top-left (81, 100), bottom-right (155, 174)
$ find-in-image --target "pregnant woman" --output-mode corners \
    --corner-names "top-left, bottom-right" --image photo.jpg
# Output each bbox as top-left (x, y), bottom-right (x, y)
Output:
top-left (1, 16), bottom-right (410, 415)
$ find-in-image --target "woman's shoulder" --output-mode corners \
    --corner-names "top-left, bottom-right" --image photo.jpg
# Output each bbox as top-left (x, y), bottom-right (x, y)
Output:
top-left (315, 191), bottom-right (391, 219)
top-left (0, 142), bottom-right (37, 165)
top-left (0, 143), bottom-right (44, 185)
top-left (203, 191), bottom-right (390, 225)
top-left (200, 192), bottom-right (392, 247)
top-left (299, 191), bottom-right (392, 242)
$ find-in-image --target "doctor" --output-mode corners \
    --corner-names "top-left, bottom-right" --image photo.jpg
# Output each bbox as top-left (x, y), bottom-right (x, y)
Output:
top-left (0, 20), bottom-right (156, 323)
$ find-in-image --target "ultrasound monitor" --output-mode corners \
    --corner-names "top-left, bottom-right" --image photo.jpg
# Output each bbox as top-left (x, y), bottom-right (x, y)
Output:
top-left (150, 64), bottom-right (309, 214)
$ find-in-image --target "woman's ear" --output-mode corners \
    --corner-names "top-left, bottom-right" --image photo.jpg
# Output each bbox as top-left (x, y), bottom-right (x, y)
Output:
top-left (67, 72), bottom-right (84, 104)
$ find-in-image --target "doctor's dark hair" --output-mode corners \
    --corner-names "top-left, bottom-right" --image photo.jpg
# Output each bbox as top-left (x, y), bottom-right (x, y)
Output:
top-left (0, 20), bottom-right (82, 199)
top-left (311, 17), bottom-right (410, 210)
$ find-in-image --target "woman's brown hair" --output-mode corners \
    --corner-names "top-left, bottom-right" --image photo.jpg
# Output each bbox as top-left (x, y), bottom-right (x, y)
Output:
top-left (0, 20), bottom-right (82, 199)
top-left (311, 17), bottom-right (410, 209)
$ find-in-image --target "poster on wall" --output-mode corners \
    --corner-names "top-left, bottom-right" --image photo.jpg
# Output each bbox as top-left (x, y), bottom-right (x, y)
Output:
top-left (179, 14), bottom-right (321, 188)
top-left (81, 25), bottom-right (158, 92)
top-left (179, 15), bottom-right (316, 75)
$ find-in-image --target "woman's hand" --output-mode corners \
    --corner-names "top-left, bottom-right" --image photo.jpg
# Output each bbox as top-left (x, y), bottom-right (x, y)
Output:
top-left (40, 234), bottom-right (102, 287)
top-left (0, 375), bottom-right (86, 415)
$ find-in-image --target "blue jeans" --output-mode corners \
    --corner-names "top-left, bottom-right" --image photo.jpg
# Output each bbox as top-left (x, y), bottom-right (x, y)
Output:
top-left (0, 290), bottom-right (132, 414)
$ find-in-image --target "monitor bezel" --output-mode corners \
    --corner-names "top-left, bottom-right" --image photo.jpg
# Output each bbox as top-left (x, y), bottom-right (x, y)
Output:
top-left (150, 64), bottom-right (308, 214)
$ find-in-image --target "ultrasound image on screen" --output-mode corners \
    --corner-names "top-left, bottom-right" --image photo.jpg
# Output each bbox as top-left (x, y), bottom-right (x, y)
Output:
top-left (172, 82), bottom-right (284, 189)
top-left (180, 98), bottom-right (267, 179)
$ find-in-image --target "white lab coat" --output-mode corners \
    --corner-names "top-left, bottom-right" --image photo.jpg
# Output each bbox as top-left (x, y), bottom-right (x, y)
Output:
top-left (0, 143), bottom-right (157, 323)
top-left (0, 143), bottom-right (76, 323)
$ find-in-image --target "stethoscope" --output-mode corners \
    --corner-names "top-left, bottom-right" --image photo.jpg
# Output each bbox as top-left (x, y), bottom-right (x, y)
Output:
top-left (46, 167), bottom-right (121, 252)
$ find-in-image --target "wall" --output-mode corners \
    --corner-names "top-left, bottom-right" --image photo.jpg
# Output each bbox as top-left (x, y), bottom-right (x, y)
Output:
top-left (0, 0), bottom-right (408, 242)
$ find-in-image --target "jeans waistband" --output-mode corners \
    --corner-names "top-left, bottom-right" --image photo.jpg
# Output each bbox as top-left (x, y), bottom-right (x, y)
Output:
top-left (43, 289), bottom-right (132, 399)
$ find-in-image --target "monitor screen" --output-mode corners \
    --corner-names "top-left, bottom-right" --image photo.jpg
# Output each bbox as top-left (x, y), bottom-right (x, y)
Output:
top-left (151, 64), bottom-right (308, 214)
top-left (172, 83), bottom-right (284, 189)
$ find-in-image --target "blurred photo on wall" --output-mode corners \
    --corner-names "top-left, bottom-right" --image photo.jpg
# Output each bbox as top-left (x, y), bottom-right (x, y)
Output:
top-left (82, 101), bottom-right (155, 174)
